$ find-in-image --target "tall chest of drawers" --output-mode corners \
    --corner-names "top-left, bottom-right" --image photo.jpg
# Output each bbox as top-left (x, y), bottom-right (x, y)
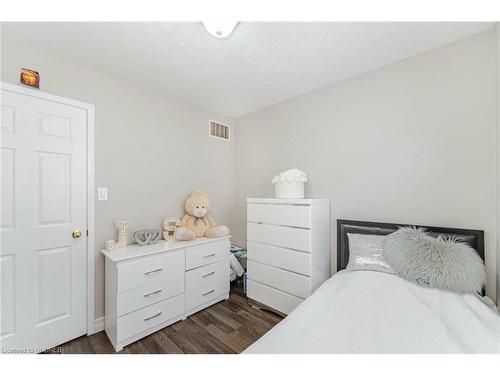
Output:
top-left (246, 198), bottom-right (329, 315)
top-left (102, 236), bottom-right (230, 351)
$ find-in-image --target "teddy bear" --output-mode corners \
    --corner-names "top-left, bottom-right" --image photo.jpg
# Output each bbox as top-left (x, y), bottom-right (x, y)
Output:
top-left (174, 192), bottom-right (230, 241)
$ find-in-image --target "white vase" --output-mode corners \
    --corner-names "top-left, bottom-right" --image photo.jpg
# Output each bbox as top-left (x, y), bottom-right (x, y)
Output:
top-left (274, 181), bottom-right (305, 198)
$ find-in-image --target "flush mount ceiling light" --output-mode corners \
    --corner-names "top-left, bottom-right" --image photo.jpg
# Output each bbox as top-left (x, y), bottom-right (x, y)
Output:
top-left (202, 21), bottom-right (239, 39)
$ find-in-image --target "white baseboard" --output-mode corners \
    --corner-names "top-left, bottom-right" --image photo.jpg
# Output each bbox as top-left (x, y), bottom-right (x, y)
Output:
top-left (94, 316), bottom-right (105, 333)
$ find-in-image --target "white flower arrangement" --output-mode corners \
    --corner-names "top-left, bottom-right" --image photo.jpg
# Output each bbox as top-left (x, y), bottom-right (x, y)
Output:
top-left (271, 169), bottom-right (308, 199)
top-left (271, 169), bottom-right (308, 184)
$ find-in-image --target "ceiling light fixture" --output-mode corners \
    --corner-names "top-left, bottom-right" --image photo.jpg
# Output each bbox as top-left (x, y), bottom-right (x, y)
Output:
top-left (202, 21), bottom-right (239, 39)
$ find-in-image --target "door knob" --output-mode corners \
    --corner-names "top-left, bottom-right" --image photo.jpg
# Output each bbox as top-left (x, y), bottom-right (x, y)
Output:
top-left (72, 230), bottom-right (81, 239)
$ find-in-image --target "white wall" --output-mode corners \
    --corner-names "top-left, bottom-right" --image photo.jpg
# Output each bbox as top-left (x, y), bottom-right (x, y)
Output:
top-left (233, 30), bottom-right (498, 301)
top-left (2, 27), bottom-right (498, 317)
top-left (1, 36), bottom-right (235, 319)
top-left (496, 24), bottom-right (500, 307)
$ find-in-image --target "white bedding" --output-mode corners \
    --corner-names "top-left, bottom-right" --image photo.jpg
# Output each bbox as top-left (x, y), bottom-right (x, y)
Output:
top-left (244, 271), bottom-right (500, 353)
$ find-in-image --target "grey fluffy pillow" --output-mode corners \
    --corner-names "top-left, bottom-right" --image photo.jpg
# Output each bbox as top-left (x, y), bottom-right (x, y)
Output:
top-left (383, 227), bottom-right (485, 295)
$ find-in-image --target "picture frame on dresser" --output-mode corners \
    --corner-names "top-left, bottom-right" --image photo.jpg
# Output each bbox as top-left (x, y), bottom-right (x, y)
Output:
top-left (246, 198), bottom-right (330, 316)
top-left (101, 236), bottom-right (231, 352)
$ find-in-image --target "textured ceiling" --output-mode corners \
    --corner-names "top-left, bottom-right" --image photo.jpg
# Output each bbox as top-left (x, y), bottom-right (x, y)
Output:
top-left (1, 22), bottom-right (493, 117)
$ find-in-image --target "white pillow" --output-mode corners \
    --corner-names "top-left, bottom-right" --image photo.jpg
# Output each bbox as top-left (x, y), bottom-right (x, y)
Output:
top-left (346, 233), bottom-right (394, 273)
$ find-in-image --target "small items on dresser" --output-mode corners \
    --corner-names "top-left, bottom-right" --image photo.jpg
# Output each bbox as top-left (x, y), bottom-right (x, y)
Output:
top-left (246, 198), bottom-right (330, 315)
top-left (105, 221), bottom-right (129, 251)
top-left (174, 192), bottom-right (230, 241)
top-left (133, 229), bottom-right (162, 245)
top-left (163, 217), bottom-right (180, 240)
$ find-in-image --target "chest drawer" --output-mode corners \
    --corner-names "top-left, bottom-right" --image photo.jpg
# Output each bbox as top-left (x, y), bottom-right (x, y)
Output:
top-left (185, 275), bottom-right (229, 312)
top-left (247, 280), bottom-right (303, 315)
top-left (185, 259), bottom-right (229, 291)
top-left (116, 293), bottom-right (184, 342)
top-left (117, 250), bottom-right (184, 292)
top-left (247, 203), bottom-right (311, 228)
top-left (117, 271), bottom-right (184, 317)
top-left (248, 260), bottom-right (310, 299)
top-left (247, 241), bottom-right (311, 276)
top-left (247, 222), bottom-right (310, 252)
top-left (185, 239), bottom-right (229, 271)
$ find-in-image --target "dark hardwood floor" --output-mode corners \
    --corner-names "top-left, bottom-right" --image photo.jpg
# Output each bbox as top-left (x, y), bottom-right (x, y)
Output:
top-left (46, 287), bottom-right (282, 354)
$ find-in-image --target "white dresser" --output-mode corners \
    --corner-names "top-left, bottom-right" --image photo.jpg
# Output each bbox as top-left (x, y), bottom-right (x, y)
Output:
top-left (101, 236), bottom-right (230, 351)
top-left (246, 198), bottom-right (329, 315)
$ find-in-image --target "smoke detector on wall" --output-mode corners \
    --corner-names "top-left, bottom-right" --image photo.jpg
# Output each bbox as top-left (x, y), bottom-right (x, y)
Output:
top-left (202, 21), bottom-right (239, 39)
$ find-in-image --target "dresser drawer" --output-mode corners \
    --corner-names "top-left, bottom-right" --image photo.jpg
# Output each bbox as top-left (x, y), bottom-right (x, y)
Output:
top-left (186, 259), bottom-right (229, 291)
top-left (117, 250), bottom-right (184, 292)
top-left (247, 280), bottom-right (303, 315)
top-left (247, 203), bottom-right (311, 228)
top-left (247, 241), bottom-right (311, 276)
top-left (247, 222), bottom-right (310, 252)
top-left (117, 271), bottom-right (184, 317)
top-left (185, 275), bottom-right (229, 311)
top-left (185, 240), bottom-right (229, 271)
top-left (248, 260), bottom-right (310, 298)
top-left (116, 293), bottom-right (184, 343)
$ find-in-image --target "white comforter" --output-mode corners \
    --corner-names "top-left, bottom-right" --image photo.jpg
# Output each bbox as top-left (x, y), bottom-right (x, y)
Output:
top-left (244, 271), bottom-right (500, 353)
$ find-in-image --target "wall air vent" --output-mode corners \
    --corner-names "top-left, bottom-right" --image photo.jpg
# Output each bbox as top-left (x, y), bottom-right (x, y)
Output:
top-left (209, 120), bottom-right (230, 141)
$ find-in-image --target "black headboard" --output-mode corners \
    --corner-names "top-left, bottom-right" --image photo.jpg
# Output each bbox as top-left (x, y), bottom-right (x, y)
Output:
top-left (337, 219), bottom-right (485, 272)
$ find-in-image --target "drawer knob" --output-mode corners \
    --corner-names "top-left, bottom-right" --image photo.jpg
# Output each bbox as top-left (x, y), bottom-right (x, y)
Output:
top-left (144, 267), bottom-right (163, 275)
top-left (202, 289), bottom-right (215, 296)
top-left (143, 289), bottom-right (163, 297)
top-left (144, 311), bottom-right (162, 321)
top-left (203, 253), bottom-right (216, 258)
top-left (202, 271), bottom-right (216, 278)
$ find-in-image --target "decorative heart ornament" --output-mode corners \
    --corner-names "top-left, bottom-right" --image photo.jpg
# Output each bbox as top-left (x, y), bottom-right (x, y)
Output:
top-left (134, 229), bottom-right (161, 246)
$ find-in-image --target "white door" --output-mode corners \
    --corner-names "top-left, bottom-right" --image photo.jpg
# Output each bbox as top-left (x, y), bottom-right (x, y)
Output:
top-left (1, 87), bottom-right (88, 353)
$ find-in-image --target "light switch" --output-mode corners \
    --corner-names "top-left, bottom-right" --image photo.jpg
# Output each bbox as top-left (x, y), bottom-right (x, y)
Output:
top-left (97, 187), bottom-right (108, 201)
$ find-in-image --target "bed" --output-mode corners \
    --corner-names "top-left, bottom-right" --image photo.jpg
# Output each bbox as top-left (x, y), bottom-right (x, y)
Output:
top-left (244, 220), bottom-right (500, 354)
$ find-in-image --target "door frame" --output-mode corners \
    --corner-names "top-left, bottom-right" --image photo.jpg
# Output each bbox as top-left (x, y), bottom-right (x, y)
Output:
top-left (1, 82), bottom-right (96, 335)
